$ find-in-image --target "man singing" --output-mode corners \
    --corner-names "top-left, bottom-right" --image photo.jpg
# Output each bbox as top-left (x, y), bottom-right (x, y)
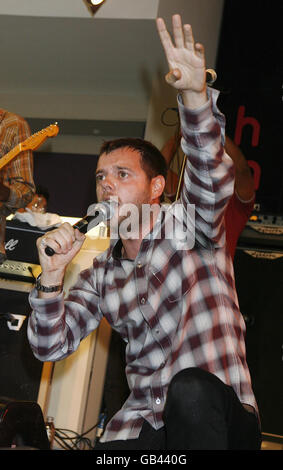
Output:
top-left (27, 15), bottom-right (261, 450)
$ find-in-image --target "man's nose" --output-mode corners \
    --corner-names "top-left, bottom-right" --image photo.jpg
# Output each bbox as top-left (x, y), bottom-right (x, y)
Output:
top-left (101, 175), bottom-right (116, 192)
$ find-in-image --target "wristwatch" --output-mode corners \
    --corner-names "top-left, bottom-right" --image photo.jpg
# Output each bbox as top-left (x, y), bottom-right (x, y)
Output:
top-left (35, 273), bottom-right (63, 293)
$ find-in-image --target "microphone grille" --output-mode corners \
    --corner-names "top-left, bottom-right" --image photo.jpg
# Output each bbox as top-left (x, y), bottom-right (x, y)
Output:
top-left (87, 200), bottom-right (116, 220)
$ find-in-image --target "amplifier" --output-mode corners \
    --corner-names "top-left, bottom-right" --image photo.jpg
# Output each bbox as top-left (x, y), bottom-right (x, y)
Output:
top-left (5, 218), bottom-right (50, 264)
top-left (4, 215), bottom-right (81, 264)
top-left (234, 249), bottom-right (283, 435)
top-left (0, 398), bottom-right (50, 449)
top-left (0, 260), bottom-right (41, 292)
top-left (238, 213), bottom-right (283, 252)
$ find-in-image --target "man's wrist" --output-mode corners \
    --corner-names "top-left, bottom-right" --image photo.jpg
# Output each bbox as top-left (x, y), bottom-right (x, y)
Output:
top-left (181, 88), bottom-right (208, 109)
top-left (35, 273), bottom-right (63, 293)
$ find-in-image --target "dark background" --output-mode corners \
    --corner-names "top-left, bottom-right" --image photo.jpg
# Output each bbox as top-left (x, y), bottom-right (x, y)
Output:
top-left (216, 0), bottom-right (283, 436)
top-left (216, 0), bottom-right (283, 214)
top-left (33, 151), bottom-right (98, 217)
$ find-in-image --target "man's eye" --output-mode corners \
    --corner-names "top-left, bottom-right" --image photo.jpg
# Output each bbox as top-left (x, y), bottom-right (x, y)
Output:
top-left (119, 171), bottom-right (128, 179)
top-left (96, 174), bottom-right (104, 181)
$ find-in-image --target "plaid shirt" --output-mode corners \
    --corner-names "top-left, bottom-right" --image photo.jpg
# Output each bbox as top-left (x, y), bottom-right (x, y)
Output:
top-left (28, 90), bottom-right (257, 442)
top-left (0, 109), bottom-right (35, 251)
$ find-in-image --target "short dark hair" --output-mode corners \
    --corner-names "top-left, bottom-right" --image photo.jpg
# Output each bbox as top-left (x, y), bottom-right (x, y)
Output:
top-left (99, 138), bottom-right (168, 182)
top-left (36, 185), bottom-right (49, 202)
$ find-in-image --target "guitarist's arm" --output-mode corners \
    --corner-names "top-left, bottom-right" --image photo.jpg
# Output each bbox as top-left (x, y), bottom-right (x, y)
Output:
top-left (0, 113), bottom-right (35, 213)
top-left (0, 182), bottom-right (10, 202)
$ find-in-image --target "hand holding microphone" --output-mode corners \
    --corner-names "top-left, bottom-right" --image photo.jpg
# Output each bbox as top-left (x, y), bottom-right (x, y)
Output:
top-left (43, 200), bottom-right (115, 257)
top-left (35, 200), bottom-right (114, 278)
top-left (36, 201), bottom-right (116, 293)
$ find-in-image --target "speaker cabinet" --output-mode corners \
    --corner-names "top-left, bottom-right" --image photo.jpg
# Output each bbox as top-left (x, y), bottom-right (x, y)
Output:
top-left (234, 249), bottom-right (283, 436)
top-left (0, 289), bottom-right (44, 403)
top-left (0, 398), bottom-right (49, 449)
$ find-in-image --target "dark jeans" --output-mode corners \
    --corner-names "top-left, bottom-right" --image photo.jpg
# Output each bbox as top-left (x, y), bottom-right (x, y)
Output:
top-left (95, 367), bottom-right (261, 450)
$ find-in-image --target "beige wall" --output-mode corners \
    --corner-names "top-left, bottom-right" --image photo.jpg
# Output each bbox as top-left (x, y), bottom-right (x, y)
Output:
top-left (0, 0), bottom-right (160, 19)
top-left (0, 0), bottom-right (224, 154)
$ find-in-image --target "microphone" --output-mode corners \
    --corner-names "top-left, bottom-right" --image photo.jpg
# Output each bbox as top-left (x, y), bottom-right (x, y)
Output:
top-left (44, 200), bottom-right (115, 256)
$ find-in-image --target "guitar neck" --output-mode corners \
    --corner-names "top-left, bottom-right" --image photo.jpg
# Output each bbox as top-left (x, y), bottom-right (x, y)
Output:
top-left (0, 143), bottom-right (22, 171)
top-left (0, 122), bottom-right (59, 172)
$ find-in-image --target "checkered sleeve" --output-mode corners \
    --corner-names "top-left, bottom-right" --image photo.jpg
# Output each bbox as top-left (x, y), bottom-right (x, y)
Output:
top-left (28, 264), bottom-right (103, 362)
top-left (178, 88), bottom-right (235, 247)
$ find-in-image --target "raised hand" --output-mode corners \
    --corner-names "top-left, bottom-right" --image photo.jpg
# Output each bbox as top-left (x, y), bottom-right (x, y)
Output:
top-left (156, 14), bottom-right (207, 107)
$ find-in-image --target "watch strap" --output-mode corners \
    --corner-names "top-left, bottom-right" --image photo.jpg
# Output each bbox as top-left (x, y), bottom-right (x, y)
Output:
top-left (35, 273), bottom-right (63, 293)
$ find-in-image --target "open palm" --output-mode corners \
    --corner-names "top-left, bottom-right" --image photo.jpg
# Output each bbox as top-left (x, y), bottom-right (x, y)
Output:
top-left (156, 15), bottom-right (206, 92)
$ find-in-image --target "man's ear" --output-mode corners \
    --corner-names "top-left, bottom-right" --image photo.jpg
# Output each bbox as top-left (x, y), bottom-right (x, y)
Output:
top-left (151, 175), bottom-right (166, 201)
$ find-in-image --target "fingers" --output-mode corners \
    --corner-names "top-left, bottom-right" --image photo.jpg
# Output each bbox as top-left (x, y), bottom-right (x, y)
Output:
top-left (172, 14), bottom-right (185, 48)
top-left (157, 14), bottom-right (204, 57)
top-left (156, 17), bottom-right (175, 63)
top-left (165, 69), bottom-right (181, 85)
top-left (183, 24), bottom-right (195, 51)
top-left (194, 42), bottom-right (205, 59)
top-left (157, 14), bottom-right (193, 50)
top-left (156, 14), bottom-right (206, 96)
top-left (38, 223), bottom-right (85, 256)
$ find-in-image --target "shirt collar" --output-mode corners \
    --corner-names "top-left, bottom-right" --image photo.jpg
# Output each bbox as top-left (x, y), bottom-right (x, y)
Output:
top-left (105, 205), bottom-right (166, 263)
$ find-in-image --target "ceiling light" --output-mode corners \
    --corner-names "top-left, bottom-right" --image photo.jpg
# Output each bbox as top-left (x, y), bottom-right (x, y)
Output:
top-left (83, 0), bottom-right (106, 16)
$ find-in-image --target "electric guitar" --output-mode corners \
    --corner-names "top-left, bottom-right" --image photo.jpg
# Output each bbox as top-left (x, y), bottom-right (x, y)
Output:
top-left (0, 122), bottom-right (59, 171)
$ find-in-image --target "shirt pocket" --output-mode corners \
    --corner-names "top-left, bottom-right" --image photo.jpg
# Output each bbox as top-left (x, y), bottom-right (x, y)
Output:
top-left (148, 262), bottom-right (196, 304)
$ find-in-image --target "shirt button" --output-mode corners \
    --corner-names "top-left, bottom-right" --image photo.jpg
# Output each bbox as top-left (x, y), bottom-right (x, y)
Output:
top-left (155, 398), bottom-right (161, 405)
top-left (155, 329), bottom-right (160, 335)
top-left (140, 297), bottom-right (146, 305)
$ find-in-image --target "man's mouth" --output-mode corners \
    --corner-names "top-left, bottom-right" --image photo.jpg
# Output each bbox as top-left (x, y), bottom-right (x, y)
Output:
top-left (101, 196), bottom-right (120, 206)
